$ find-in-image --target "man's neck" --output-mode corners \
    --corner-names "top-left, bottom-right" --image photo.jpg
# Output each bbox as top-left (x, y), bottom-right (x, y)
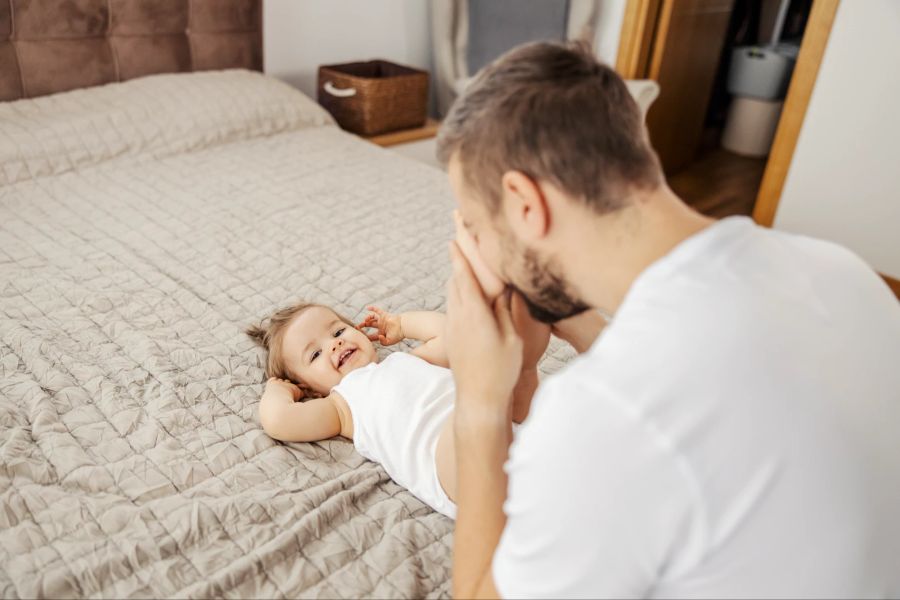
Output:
top-left (557, 186), bottom-right (714, 315)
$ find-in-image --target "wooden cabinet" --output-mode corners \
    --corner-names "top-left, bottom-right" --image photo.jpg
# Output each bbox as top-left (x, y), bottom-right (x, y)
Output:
top-left (641, 0), bottom-right (735, 174)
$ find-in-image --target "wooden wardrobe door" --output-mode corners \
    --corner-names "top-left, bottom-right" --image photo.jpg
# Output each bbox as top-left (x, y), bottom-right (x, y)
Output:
top-left (644, 0), bottom-right (735, 174)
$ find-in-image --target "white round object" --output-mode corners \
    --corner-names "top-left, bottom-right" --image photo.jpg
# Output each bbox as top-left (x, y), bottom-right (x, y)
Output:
top-left (727, 46), bottom-right (796, 100)
top-left (722, 96), bottom-right (784, 157)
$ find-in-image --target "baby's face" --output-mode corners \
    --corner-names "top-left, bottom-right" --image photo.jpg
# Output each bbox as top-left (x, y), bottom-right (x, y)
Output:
top-left (281, 306), bottom-right (377, 395)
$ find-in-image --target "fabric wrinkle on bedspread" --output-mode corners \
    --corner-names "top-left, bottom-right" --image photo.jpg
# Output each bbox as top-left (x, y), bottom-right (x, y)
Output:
top-left (0, 70), bottom-right (575, 598)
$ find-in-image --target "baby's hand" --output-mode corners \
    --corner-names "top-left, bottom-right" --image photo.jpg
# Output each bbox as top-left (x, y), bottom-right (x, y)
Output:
top-left (265, 377), bottom-right (304, 402)
top-left (358, 306), bottom-right (404, 345)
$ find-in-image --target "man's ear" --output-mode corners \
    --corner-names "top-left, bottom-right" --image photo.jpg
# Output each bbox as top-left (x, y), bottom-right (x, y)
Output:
top-left (500, 170), bottom-right (550, 242)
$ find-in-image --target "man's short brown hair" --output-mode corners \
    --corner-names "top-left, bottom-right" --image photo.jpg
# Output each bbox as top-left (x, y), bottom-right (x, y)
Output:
top-left (437, 41), bottom-right (662, 214)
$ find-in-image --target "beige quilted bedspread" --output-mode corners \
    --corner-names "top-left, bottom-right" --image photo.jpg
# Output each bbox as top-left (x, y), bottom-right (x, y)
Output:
top-left (0, 70), bottom-right (574, 598)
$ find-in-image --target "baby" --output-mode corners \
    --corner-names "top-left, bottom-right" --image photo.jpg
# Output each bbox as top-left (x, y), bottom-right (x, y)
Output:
top-left (247, 211), bottom-right (554, 518)
top-left (246, 300), bottom-right (546, 519)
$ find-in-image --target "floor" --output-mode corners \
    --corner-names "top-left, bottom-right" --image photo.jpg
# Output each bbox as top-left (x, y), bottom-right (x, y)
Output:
top-left (388, 137), bottom-right (443, 170)
top-left (668, 148), bottom-right (768, 219)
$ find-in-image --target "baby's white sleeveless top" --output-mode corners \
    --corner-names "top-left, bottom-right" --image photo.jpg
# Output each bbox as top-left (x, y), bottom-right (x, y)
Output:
top-left (332, 352), bottom-right (457, 519)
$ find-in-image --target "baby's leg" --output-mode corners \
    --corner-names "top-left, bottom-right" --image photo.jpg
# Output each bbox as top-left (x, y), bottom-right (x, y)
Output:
top-left (435, 416), bottom-right (457, 502)
top-left (435, 407), bottom-right (520, 505)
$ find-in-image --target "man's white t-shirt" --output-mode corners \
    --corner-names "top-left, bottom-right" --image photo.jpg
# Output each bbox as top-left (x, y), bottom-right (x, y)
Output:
top-left (493, 217), bottom-right (900, 598)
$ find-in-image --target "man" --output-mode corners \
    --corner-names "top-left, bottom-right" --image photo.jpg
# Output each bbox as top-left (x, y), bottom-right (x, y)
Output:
top-left (438, 41), bottom-right (900, 598)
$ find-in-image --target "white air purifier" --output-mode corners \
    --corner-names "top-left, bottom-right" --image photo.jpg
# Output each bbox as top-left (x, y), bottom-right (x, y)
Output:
top-left (722, 0), bottom-right (799, 157)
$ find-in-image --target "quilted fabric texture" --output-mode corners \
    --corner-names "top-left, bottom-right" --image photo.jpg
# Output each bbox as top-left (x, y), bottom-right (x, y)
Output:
top-left (0, 70), bottom-right (335, 186)
top-left (0, 71), bottom-right (576, 598)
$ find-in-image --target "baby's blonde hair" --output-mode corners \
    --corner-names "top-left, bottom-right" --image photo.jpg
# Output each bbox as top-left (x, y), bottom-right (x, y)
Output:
top-left (246, 302), bottom-right (355, 394)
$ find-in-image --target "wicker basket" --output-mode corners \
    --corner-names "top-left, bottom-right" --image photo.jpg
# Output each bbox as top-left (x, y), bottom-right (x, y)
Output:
top-left (317, 60), bottom-right (429, 136)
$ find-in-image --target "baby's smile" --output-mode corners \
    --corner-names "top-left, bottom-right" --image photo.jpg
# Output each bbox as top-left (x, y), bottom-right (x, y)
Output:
top-left (336, 347), bottom-right (357, 369)
top-left (281, 305), bottom-right (378, 395)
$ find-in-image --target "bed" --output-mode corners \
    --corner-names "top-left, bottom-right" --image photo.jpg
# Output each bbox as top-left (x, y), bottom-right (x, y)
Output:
top-left (0, 3), bottom-right (577, 597)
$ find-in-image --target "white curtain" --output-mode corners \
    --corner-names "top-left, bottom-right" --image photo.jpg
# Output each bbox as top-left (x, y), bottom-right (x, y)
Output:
top-left (566, 0), bottom-right (603, 46)
top-left (431, 0), bottom-right (470, 116)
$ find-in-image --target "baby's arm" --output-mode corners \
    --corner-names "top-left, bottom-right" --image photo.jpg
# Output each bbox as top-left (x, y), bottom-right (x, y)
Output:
top-left (360, 306), bottom-right (449, 367)
top-left (259, 378), bottom-right (342, 442)
top-left (400, 311), bottom-right (449, 367)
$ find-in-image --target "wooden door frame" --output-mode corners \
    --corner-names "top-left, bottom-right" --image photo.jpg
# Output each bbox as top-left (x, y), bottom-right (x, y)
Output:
top-left (615, 0), bottom-right (841, 228)
top-left (616, 0), bottom-right (663, 80)
top-left (615, 0), bottom-right (900, 299)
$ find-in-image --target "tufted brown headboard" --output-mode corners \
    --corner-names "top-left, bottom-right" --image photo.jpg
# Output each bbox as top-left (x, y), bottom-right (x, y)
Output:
top-left (0, 0), bottom-right (262, 101)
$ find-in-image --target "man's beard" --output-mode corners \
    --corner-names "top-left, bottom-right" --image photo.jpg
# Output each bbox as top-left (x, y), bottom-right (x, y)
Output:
top-left (509, 247), bottom-right (591, 324)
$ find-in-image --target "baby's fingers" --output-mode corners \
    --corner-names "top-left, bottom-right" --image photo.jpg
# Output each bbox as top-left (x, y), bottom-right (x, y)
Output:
top-left (367, 305), bottom-right (388, 317)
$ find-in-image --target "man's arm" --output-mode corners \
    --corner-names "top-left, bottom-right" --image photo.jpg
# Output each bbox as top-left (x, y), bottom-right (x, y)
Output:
top-left (509, 293), bottom-right (550, 423)
top-left (444, 244), bottom-right (524, 599)
top-left (453, 405), bottom-right (509, 598)
top-left (511, 367), bottom-right (538, 424)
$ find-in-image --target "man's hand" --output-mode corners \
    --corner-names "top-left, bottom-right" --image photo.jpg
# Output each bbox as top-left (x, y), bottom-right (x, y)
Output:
top-left (445, 241), bottom-right (515, 600)
top-left (445, 242), bottom-right (523, 414)
top-left (264, 377), bottom-right (304, 403)
top-left (358, 305), bottom-right (404, 345)
top-left (454, 210), bottom-right (506, 301)
top-left (550, 308), bottom-right (609, 354)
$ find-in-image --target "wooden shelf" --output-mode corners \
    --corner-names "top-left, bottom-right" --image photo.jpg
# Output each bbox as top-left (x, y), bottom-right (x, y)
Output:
top-left (364, 118), bottom-right (440, 147)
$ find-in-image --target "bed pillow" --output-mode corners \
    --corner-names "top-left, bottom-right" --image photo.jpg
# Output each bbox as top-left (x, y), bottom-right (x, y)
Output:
top-left (0, 69), bottom-right (335, 185)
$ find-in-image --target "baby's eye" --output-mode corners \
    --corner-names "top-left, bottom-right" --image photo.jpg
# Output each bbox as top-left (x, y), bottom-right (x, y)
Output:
top-left (311, 349), bottom-right (321, 361)
top-left (334, 328), bottom-right (345, 337)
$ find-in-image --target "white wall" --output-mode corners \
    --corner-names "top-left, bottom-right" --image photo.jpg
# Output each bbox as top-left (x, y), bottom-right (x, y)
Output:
top-left (773, 0), bottom-right (900, 278)
top-left (263, 0), bottom-right (432, 99)
top-left (264, 0), bottom-right (626, 103)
